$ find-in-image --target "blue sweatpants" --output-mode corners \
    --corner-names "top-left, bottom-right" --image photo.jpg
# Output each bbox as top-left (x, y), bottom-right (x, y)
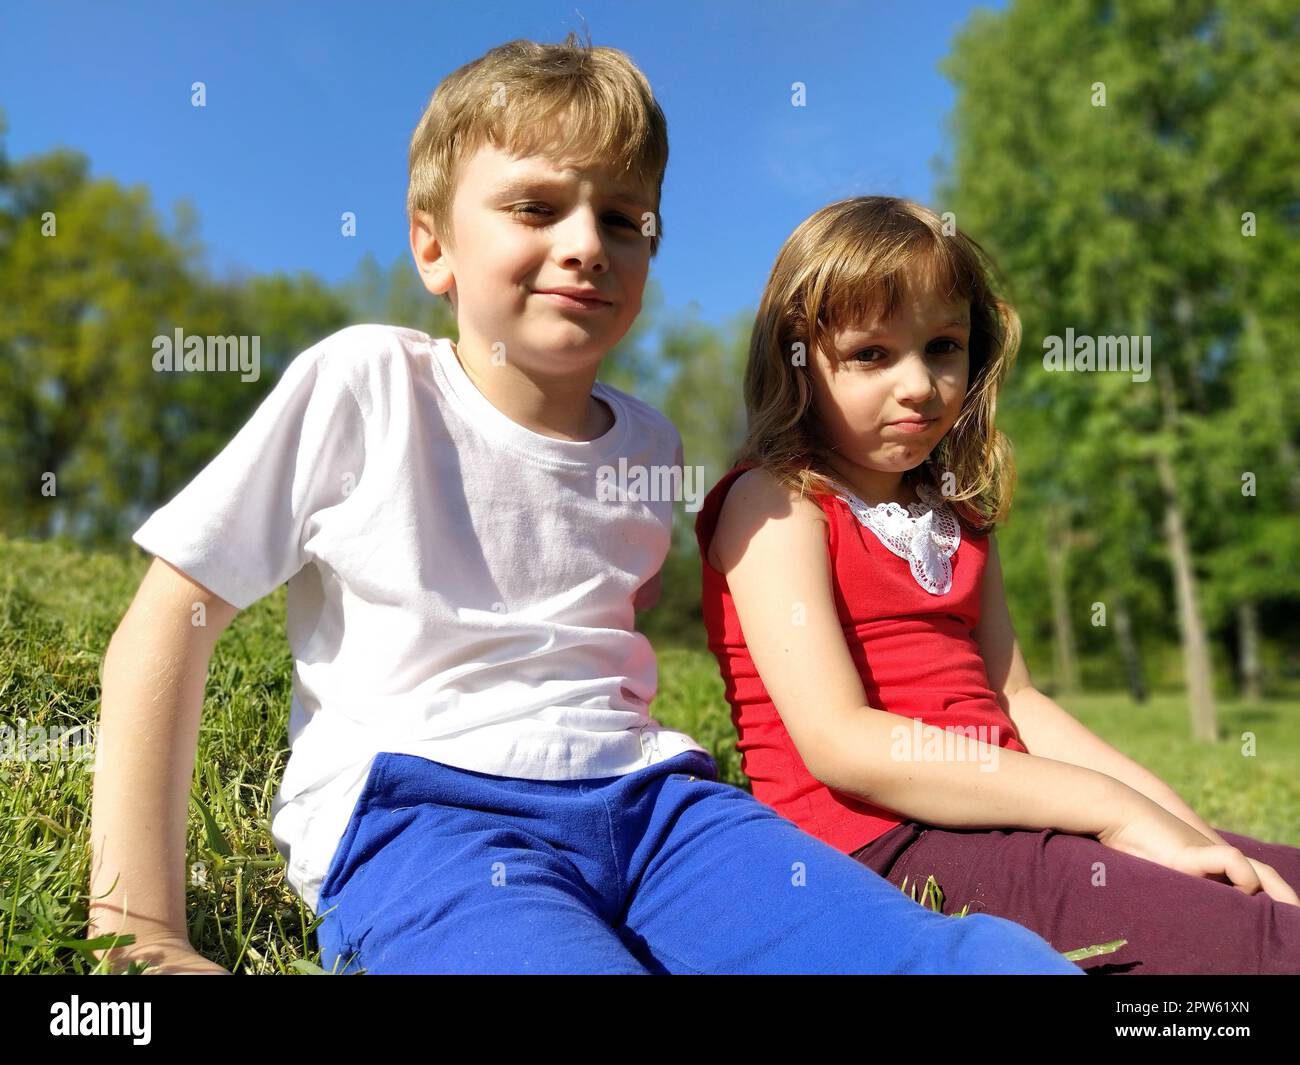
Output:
top-left (313, 749), bottom-right (1082, 975)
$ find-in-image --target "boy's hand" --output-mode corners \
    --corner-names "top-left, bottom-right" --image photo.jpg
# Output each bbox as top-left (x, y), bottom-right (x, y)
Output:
top-left (92, 931), bottom-right (232, 975)
top-left (1098, 805), bottom-right (1300, 907)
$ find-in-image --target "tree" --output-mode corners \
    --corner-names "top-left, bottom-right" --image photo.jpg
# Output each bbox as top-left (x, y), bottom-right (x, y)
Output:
top-left (939, 0), bottom-right (1300, 738)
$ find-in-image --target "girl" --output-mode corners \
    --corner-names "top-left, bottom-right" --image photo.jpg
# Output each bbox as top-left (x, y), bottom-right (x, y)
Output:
top-left (696, 195), bottom-right (1300, 975)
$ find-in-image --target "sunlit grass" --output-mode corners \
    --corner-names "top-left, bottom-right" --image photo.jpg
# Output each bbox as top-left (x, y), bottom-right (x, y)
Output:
top-left (1, 536), bottom-right (1296, 973)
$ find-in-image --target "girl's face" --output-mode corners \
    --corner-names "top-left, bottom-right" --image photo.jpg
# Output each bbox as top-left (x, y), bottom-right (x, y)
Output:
top-left (808, 283), bottom-right (971, 486)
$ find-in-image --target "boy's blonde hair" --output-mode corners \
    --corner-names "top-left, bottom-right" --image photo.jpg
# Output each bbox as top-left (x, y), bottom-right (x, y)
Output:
top-left (737, 196), bottom-right (1021, 533)
top-left (407, 31), bottom-right (668, 275)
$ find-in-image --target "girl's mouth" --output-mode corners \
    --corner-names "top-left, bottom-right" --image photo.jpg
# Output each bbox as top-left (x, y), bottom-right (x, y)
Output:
top-left (885, 419), bottom-right (936, 435)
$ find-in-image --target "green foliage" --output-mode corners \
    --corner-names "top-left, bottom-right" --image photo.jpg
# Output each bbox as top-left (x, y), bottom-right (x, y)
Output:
top-left (899, 872), bottom-right (1128, 963)
top-left (335, 250), bottom-right (457, 340)
top-left (936, 0), bottom-right (1300, 704)
top-left (1063, 939), bottom-right (1130, 963)
top-left (5, 24), bottom-right (1296, 679)
top-left (901, 873), bottom-right (972, 917)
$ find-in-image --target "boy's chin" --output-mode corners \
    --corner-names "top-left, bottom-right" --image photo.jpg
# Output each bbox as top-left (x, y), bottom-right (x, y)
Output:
top-left (518, 323), bottom-right (624, 366)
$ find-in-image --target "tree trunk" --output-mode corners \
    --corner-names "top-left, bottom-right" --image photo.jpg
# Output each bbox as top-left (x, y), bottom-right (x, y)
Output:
top-left (1278, 431), bottom-right (1300, 511)
top-left (1044, 503), bottom-right (1080, 695)
top-left (1112, 593), bottom-right (1148, 703)
top-left (1155, 361), bottom-right (1218, 741)
top-left (1237, 600), bottom-right (1263, 703)
top-left (1244, 308), bottom-right (1300, 509)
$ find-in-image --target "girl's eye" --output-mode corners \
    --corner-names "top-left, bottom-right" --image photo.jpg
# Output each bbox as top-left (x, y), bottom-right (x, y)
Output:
top-left (848, 340), bottom-right (964, 365)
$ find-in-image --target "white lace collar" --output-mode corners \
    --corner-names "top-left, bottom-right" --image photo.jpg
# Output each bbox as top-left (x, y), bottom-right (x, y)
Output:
top-left (833, 479), bottom-right (961, 596)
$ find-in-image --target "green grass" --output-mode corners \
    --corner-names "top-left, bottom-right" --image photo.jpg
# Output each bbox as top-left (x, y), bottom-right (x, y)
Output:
top-left (2, 536), bottom-right (1298, 974)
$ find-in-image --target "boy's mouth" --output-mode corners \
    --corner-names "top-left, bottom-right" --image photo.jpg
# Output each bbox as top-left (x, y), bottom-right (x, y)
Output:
top-left (533, 287), bottom-right (614, 311)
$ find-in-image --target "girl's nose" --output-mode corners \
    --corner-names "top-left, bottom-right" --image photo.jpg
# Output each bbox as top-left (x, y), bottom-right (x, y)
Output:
top-left (895, 354), bottom-right (938, 402)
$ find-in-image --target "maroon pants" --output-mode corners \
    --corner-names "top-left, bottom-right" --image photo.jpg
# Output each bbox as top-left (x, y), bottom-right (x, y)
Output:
top-left (852, 823), bottom-right (1300, 974)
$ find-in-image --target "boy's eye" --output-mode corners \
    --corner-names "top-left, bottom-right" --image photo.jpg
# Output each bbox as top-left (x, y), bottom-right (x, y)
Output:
top-left (511, 204), bottom-right (639, 229)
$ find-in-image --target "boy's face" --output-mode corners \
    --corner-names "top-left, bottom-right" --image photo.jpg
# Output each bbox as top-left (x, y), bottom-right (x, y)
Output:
top-left (412, 138), bottom-right (655, 376)
top-left (809, 282), bottom-right (971, 479)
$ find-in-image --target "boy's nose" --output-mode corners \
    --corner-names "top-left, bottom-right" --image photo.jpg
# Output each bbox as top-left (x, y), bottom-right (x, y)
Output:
top-left (552, 210), bottom-right (610, 273)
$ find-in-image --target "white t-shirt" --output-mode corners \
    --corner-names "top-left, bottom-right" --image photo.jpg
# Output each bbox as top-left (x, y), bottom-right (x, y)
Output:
top-left (131, 323), bottom-right (708, 914)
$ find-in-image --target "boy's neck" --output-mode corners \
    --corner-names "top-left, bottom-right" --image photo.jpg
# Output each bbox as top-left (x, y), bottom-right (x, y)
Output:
top-left (450, 334), bottom-right (614, 442)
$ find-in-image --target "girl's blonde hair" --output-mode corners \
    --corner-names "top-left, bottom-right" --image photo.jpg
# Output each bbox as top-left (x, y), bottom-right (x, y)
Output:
top-left (407, 31), bottom-right (669, 262)
top-left (737, 195), bottom-right (1021, 533)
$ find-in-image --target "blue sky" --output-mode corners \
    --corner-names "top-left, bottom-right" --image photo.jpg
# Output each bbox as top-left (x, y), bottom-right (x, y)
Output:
top-left (0, 0), bottom-right (1004, 327)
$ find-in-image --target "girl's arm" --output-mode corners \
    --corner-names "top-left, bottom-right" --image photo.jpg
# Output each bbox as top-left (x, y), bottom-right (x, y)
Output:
top-left (712, 469), bottom-right (1155, 836)
top-left (973, 533), bottom-right (1229, 847)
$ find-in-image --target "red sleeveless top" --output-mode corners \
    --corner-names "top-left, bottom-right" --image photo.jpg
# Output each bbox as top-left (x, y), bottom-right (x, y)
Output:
top-left (695, 463), bottom-right (1029, 854)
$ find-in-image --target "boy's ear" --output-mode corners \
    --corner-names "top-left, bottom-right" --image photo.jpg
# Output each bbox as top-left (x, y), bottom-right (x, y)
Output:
top-left (409, 210), bottom-right (455, 299)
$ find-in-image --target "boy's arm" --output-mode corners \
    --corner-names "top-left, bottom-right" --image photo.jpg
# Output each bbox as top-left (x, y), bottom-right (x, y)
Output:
top-left (634, 567), bottom-right (662, 612)
top-left (713, 469), bottom-right (1156, 837)
top-left (88, 557), bottom-right (239, 964)
top-left (973, 533), bottom-right (1229, 847)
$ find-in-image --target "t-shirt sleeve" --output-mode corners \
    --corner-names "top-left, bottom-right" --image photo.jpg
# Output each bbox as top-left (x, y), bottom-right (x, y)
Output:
top-left (130, 341), bottom-right (367, 610)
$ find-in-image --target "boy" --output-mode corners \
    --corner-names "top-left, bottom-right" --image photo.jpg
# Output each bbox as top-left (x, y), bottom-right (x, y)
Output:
top-left (88, 33), bottom-right (1080, 974)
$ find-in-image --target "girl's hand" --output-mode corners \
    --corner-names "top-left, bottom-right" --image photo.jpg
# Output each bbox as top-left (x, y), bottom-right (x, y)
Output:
top-left (1098, 807), bottom-right (1300, 907)
top-left (1244, 858), bottom-right (1300, 907)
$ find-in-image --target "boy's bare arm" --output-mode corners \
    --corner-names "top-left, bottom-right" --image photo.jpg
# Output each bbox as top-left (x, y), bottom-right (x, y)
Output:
top-left (88, 557), bottom-right (239, 963)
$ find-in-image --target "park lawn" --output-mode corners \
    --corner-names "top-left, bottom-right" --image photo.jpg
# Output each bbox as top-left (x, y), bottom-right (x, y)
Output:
top-left (1, 535), bottom-right (1297, 974)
